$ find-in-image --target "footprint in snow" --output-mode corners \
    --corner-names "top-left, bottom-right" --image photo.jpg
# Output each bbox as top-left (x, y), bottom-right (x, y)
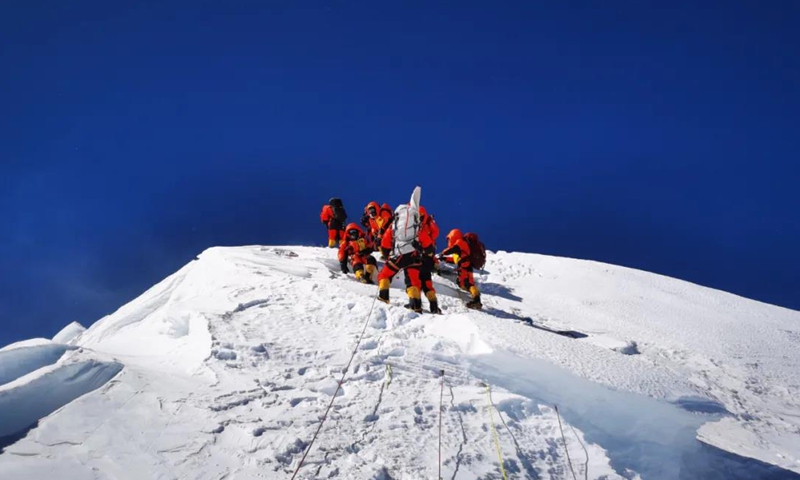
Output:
top-left (385, 347), bottom-right (405, 357)
top-left (370, 309), bottom-right (387, 329)
top-left (250, 344), bottom-right (269, 356)
top-left (315, 379), bottom-right (345, 397)
top-left (212, 349), bottom-right (237, 361)
top-left (290, 397), bottom-right (316, 407)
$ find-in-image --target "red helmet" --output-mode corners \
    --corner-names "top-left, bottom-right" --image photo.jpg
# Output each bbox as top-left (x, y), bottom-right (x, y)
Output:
top-left (446, 229), bottom-right (463, 243)
top-left (418, 206), bottom-right (428, 219)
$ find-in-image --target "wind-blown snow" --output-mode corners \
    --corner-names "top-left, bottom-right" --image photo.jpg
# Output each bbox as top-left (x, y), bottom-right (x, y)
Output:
top-left (0, 339), bottom-right (76, 387)
top-left (0, 356), bottom-right (123, 439)
top-left (52, 321), bottom-right (86, 344)
top-left (0, 246), bottom-right (797, 479)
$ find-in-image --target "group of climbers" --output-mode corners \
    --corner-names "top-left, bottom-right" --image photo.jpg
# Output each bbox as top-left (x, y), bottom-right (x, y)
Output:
top-left (319, 195), bottom-right (483, 312)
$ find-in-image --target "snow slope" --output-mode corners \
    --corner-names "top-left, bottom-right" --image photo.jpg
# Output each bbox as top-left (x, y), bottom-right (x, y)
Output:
top-left (0, 246), bottom-right (798, 479)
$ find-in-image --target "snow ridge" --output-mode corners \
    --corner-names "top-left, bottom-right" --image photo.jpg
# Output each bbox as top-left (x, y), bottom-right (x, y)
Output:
top-left (0, 245), bottom-right (798, 480)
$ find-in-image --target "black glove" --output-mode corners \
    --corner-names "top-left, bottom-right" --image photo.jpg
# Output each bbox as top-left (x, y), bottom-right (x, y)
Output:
top-left (437, 253), bottom-right (445, 261)
top-left (340, 261), bottom-right (349, 274)
top-left (423, 245), bottom-right (436, 257)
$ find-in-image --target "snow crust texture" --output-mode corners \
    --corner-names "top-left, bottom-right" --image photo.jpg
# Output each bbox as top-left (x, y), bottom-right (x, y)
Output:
top-left (0, 246), bottom-right (798, 479)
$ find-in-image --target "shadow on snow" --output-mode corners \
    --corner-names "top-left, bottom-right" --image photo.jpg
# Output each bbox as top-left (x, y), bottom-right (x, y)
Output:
top-left (470, 351), bottom-right (800, 480)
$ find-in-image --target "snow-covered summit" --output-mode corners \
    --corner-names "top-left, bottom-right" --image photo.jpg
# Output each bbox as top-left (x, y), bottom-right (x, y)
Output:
top-left (1, 246), bottom-right (798, 479)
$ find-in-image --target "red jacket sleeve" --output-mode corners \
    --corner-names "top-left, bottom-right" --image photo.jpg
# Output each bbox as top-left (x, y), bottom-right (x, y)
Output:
top-left (337, 241), bottom-right (350, 262)
top-left (380, 228), bottom-right (394, 252)
top-left (418, 229), bottom-right (434, 253)
top-left (321, 205), bottom-right (333, 223)
top-left (428, 219), bottom-right (440, 241)
top-left (442, 239), bottom-right (470, 264)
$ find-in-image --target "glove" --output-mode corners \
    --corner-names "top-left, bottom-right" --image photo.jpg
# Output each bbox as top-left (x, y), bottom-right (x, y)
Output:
top-left (340, 261), bottom-right (349, 274)
top-left (423, 245), bottom-right (435, 257)
top-left (437, 253), bottom-right (445, 261)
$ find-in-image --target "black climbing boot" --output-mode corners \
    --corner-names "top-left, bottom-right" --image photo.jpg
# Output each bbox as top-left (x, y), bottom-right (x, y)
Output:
top-left (429, 300), bottom-right (442, 314)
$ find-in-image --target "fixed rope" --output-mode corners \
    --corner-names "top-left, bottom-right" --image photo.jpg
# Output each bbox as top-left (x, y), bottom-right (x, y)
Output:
top-left (483, 383), bottom-right (508, 480)
top-left (554, 405), bottom-right (578, 480)
top-left (385, 363), bottom-right (393, 389)
top-left (568, 421), bottom-right (590, 480)
top-left (486, 383), bottom-right (524, 460)
top-left (290, 292), bottom-right (380, 480)
top-left (438, 369), bottom-right (445, 480)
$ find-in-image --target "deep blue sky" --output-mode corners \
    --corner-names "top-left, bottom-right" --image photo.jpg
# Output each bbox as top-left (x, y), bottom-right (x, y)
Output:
top-left (2, 1), bottom-right (798, 346)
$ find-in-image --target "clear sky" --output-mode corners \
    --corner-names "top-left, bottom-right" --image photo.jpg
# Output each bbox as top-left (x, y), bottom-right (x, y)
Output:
top-left (2, 1), bottom-right (798, 347)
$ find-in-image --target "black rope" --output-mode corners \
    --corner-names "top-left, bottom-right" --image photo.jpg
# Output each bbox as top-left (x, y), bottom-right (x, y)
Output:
top-left (554, 405), bottom-right (578, 480)
top-left (291, 292), bottom-right (380, 479)
top-left (568, 422), bottom-right (590, 480)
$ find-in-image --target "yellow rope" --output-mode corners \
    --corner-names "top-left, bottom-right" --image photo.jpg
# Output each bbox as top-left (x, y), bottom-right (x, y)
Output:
top-left (385, 363), bottom-right (393, 388)
top-left (484, 384), bottom-right (508, 480)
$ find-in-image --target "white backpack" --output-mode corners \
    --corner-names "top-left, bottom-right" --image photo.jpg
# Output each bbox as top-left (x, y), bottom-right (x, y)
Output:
top-left (392, 204), bottom-right (420, 256)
